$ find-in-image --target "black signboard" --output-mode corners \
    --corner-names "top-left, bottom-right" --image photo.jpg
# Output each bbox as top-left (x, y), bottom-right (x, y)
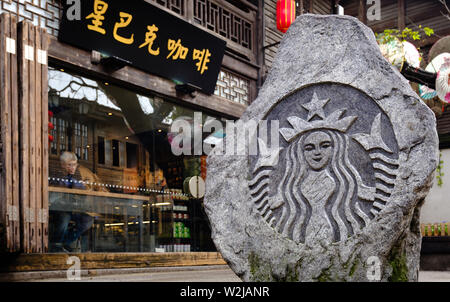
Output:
top-left (59, 0), bottom-right (226, 95)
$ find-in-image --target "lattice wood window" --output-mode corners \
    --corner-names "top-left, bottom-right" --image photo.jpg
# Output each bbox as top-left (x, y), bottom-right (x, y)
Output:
top-left (193, 0), bottom-right (253, 50)
top-left (81, 124), bottom-right (89, 161)
top-left (74, 122), bottom-right (89, 161)
top-left (0, 0), bottom-right (61, 36)
top-left (74, 122), bottom-right (82, 159)
top-left (58, 118), bottom-right (68, 154)
top-left (214, 69), bottom-right (249, 105)
top-left (0, 0), bottom-right (187, 36)
top-left (50, 116), bottom-right (58, 155)
top-left (51, 118), bottom-right (90, 161)
top-left (0, 0), bottom-right (255, 53)
top-left (151, 0), bottom-right (185, 16)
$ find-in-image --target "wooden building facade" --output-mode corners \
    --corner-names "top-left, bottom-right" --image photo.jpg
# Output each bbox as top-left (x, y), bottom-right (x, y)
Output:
top-left (263, 0), bottom-right (334, 74)
top-left (0, 0), bottom-right (268, 266)
top-left (2, 0), bottom-right (447, 272)
top-left (0, 0), bottom-right (349, 271)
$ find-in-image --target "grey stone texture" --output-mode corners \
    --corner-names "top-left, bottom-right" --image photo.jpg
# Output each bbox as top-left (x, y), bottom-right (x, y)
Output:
top-left (204, 14), bottom-right (439, 282)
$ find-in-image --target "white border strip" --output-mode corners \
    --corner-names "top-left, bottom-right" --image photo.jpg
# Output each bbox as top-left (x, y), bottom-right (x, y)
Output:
top-left (37, 49), bottom-right (47, 65)
top-left (24, 45), bottom-right (34, 61)
top-left (6, 37), bottom-right (16, 54)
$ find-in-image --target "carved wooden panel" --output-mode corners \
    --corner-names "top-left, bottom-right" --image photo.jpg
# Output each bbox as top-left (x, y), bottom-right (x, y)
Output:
top-left (214, 69), bottom-right (249, 105)
top-left (151, 0), bottom-right (185, 16)
top-left (194, 0), bottom-right (253, 50)
top-left (0, 0), bottom-right (187, 37)
top-left (0, 0), bottom-right (61, 36)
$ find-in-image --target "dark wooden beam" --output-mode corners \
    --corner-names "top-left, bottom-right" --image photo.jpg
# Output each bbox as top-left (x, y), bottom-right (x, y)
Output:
top-left (358, 0), bottom-right (367, 24)
top-left (398, 0), bottom-right (406, 30)
top-left (338, 0), bottom-right (351, 6)
top-left (299, 0), bottom-right (304, 14)
top-left (255, 0), bottom-right (265, 100)
top-left (0, 252), bottom-right (226, 272)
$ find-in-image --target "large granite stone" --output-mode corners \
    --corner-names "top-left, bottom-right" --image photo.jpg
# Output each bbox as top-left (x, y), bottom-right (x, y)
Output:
top-left (204, 14), bottom-right (439, 281)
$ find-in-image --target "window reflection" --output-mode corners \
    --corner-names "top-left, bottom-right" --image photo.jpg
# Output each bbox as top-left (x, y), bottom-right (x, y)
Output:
top-left (47, 67), bottom-right (222, 253)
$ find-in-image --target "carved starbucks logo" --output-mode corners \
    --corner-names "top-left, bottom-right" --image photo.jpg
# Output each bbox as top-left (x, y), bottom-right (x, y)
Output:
top-left (249, 83), bottom-right (399, 245)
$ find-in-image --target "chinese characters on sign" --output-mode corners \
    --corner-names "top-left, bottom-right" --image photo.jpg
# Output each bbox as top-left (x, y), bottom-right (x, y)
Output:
top-left (140, 25), bottom-right (160, 56)
top-left (60, 0), bottom-right (226, 94)
top-left (167, 39), bottom-right (188, 60)
top-left (113, 12), bottom-right (134, 45)
top-left (85, 0), bottom-right (211, 73)
top-left (193, 49), bottom-right (211, 75)
top-left (85, 0), bottom-right (108, 34)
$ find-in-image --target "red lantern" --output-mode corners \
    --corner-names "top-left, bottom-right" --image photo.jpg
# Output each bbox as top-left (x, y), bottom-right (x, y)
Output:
top-left (277, 0), bottom-right (296, 33)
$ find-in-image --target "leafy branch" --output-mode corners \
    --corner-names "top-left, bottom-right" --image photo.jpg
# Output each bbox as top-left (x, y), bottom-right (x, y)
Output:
top-left (375, 26), bottom-right (434, 44)
top-left (437, 153), bottom-right (444, 187)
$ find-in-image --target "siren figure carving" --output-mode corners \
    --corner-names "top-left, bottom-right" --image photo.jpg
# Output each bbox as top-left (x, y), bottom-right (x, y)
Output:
top-left (250, 92), bottom-right (399, 246)
top-left (204, 15), bottom-right (437, 282)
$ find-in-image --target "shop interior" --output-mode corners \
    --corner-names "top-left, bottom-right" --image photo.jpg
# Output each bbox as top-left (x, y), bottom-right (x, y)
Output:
top-left (47, 66), bottom-right (224, 253)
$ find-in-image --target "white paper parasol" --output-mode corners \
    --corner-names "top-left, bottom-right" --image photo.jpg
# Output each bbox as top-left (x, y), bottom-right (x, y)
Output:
top-left (377, 36), bottom-right (405, 71)
top-left (436, 59), bottom-right (450, 103)
top-left (402, 41), bottom-right (422, 68)
top-left (419, 52), bottom-right (450, 100)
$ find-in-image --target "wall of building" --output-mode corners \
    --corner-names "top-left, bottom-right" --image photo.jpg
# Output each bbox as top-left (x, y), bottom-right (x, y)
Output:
top-left (311, 0), bottom-right (332, 15)
top-left (420, 149), bottom-right (450, 224)
top-left (0, 0), bottom-right (60, 35)
top-left (341, 0), bottom-right (450, 47)
top-left (263, 0), bottom-right (283, 71)
top-left (0, 0), bottom-right (256, 109)
top-left (263, 0), bottom-right (334, 75)
top-left (0, 0), bottom-right (263, 254)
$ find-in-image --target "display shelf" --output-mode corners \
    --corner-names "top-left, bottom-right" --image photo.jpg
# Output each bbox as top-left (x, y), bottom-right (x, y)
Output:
top-left (153, 186), bottom-right (193, 252)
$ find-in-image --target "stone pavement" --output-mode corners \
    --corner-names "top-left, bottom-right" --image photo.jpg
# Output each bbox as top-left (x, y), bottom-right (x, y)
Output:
top-left (33, 266), bottom-right (242, 282)
top-left (418, 271), bottom-right (450, 282)
top-left (4, 265), bottom-right (449, 282)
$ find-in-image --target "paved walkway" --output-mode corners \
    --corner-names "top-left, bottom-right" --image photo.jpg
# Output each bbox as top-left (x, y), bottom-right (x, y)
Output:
top-left (34, 266), bottom-right (242, 282)
top-left (418, 271), bottom-right (450, 282)
top-left (12, 266), bottom-right (450, 282)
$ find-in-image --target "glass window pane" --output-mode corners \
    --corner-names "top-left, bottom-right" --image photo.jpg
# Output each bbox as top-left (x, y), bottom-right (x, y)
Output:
top-left (48, 67), bottom-right (225, 253)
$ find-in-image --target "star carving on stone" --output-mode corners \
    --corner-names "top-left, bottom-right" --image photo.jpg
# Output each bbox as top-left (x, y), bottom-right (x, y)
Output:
top-left (253, 138), bottom-right (284, 173)
top-left (302, 92), bottom-right (331, 121)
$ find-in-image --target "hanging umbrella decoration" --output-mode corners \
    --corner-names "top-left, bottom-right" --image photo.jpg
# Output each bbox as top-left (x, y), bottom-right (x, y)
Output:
top-left (419, 53), bottom-right (450, 101)
top-left (426, 35), bottom-right (450, 110)
top-left (376, 31), bottom-right (450, 115)
top-left (436, 57), bottom-right (450, 104)
top-left (377, 35), bottom-right (405, 71)
top-left (376, 37), bottom-right (423, 72)
top-left (429, 35), bottom-right (450, 63)
top-left (277, 0), bottom-right (296, 33)
top-left (402, 41), bottom-right (422, 69)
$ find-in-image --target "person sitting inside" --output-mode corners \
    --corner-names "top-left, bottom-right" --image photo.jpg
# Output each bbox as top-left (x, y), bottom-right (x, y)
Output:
top-left (49, 151), bottom-right (94, 253)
